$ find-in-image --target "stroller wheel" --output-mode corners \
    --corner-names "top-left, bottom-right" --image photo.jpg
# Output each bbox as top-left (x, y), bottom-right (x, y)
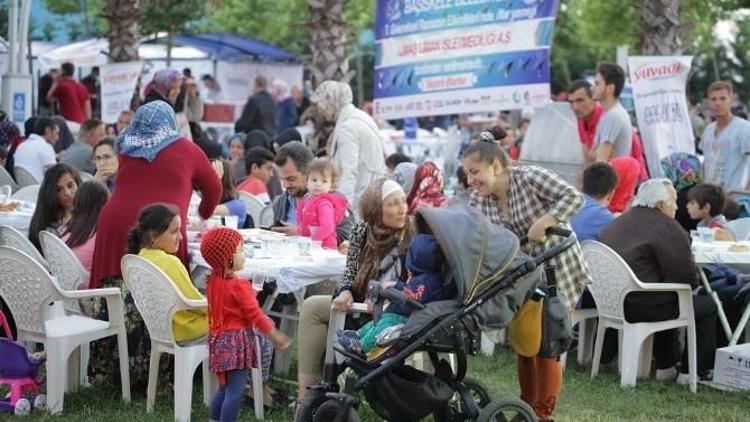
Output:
top-left (13, 398), bottom-right (31, 416)
top-left (476, 398), bottom-right (537, 422)
top-left (311, 399), bottom-right (360, 422)
top-left (462, 377), bottom-right (491, 408)
top-left (33, 394), bottom-right (46, 410)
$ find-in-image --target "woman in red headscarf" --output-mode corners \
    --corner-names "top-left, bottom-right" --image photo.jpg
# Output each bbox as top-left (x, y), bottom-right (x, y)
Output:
top-left (608, 156), bottom-right (640, 213)
top-left (406, 161), bottom-right (448, 215)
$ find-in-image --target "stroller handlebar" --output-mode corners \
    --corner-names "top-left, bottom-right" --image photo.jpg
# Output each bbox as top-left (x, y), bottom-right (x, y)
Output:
top-left (518, 226), bottom-right (573, 246)
top-left (383, 287), bottom-right (426, 311)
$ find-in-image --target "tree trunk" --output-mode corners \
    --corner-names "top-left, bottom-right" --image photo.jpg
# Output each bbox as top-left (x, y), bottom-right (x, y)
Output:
top-left (102, 0), bottom-right (141, 63)
top-left (638, 0), bottom-right (686, 55)
top-left (306, 0), bottom-right (353, 88)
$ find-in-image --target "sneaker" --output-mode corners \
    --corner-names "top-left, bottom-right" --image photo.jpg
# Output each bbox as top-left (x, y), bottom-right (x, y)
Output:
top-left (655, 366), bottom-right (678, 381)
top-left (676, 372), bottom-right (692, 385)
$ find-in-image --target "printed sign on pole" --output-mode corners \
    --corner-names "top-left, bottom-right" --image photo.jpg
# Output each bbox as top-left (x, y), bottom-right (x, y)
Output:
top-left (628, 56), bottom-right (695, 177)
top-left (100, 61), bottom-right (144, 124)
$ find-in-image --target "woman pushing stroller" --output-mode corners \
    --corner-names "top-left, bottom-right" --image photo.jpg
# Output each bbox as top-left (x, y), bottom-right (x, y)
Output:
top-left (462, 133), bottom-right (590, 421)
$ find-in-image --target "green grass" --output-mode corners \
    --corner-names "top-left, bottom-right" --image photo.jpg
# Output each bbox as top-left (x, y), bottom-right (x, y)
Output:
top-left (4, 346), bottom-right (749, 421)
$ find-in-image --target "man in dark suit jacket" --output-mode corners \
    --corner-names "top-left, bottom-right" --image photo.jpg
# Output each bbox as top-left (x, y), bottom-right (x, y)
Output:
top-left (235, 75), bottom-right (278, 136)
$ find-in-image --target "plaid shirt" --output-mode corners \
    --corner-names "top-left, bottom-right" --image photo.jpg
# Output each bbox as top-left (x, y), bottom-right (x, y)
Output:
top-left (470, 165), bottom-right (591, 309)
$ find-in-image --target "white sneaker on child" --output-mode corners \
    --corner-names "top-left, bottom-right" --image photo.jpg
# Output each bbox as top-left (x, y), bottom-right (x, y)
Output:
top-left (655, 366), bottom-right (678, 381)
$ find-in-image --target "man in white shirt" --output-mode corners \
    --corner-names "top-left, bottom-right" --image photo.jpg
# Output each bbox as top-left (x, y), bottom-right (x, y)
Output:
top-left (13, 117), bottom-right (59, 183)
top-left (700, 80), bottom-right (750, 191)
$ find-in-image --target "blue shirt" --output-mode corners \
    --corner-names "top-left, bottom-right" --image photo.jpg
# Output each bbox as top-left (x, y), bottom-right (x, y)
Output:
top-left (285, 195), bottom-right (297, 224)
top-left (223, 199), bottom-right (247, 228)
top-left (700, 117), bottom-right (750, 191)
top-left (570, 195), bottom-right (615, 242)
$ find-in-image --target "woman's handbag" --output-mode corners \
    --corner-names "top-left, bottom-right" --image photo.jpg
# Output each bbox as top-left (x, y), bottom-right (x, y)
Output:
top-left (508, 264), bottom-right (572, 358)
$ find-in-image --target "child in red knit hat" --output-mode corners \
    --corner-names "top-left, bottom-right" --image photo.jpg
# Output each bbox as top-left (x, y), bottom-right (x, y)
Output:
top-left (202, 227), bottom-right (291, 422)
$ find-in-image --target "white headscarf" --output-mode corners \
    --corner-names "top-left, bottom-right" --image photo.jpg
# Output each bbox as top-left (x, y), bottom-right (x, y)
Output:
top-left (311, 80), bottom-right (353, 119)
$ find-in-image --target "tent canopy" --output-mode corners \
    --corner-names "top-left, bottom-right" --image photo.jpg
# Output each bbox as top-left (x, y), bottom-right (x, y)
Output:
top-left (172, 33), bottom-right (299, 62)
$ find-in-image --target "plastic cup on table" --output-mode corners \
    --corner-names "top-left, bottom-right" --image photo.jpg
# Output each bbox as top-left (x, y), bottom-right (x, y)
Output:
top-left (0, 185), bottom-right (11, 204)
top-left (297, 237), bottom-right (312, 256)
top-left (252, 272), bottom-right (265, 291)
top-left (697, 227), bottom-right (715, 243)
top-left (223, 215), bottom-right (239, 230)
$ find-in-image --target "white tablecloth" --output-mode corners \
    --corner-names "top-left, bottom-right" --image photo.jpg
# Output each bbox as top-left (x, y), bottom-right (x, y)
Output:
top-left (0, 211), bottom-right (33, 233)
top-left (188, 232), bottom-right (346, 294)
top-left (692, 241), bottom-right (750, 265)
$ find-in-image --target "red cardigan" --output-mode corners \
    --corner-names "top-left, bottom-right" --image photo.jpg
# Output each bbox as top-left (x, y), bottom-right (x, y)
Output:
top-left (89, 138), bottom-right (222, 288)
top-left (206, 276), bottom-right (275, 334)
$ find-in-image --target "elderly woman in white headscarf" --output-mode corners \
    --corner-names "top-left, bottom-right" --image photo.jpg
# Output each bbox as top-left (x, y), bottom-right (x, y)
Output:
top-left (311, 81), bottom-right (386, 214)
top-left (599, 178), bottom-right (717, 384)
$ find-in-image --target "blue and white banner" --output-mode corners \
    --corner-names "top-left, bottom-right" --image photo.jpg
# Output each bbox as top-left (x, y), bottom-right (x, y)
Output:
top-left (628, 56), bottom-right (695, 177)
top-left (374, 0), bottom-right (559, 119)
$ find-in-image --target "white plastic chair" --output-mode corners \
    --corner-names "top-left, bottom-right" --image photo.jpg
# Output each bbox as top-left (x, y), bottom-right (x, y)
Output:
top-left (0, 246), bottom-right (131, 414)
top-left (121, 255), bottom-right (263, 421)
top-left (726, 217), bottom-right (750, 241)
top-left (12, 184), bottom-right (40, 203)
top-left (582, 240), bottom-right (697, 393)
top-left (39, 231), bottom-right (92, 381)
top-left (561, 307), bottom-right (598, 369)
top-left (13, 166), bottom-right (39, 188)
top-left (0, 225), bottom-right (49, 270)
top-left (0, 167), bottom-right (20, 193)
top-left (238, 191), bottom-right (265, 228)
top-left (259, 204), bottom-right (274, 228)
top-left (79, 172), bottom-right (94, 182)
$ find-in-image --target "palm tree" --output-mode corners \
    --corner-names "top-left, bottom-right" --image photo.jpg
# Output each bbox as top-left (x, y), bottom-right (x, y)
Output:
top-left (306, 0), bottom-right (354, 88)
top-left (638, 0), bottom-right (685, 55)
top-left (102, 0), bottom-right (141, 62)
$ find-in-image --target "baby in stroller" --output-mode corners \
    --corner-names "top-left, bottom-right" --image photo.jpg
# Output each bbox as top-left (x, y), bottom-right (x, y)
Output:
top-left (337, 234), bottom-right (450, 354)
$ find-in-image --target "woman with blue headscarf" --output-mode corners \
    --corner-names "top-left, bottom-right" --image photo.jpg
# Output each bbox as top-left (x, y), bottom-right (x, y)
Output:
top-left (88, 100), bottom-right (221, 387)
top-left (91, 100), bottom-right (221, 288)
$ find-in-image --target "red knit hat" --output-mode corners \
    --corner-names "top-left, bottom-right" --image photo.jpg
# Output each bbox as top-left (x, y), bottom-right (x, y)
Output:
top-left (200, 227), bottom-right (243, 273)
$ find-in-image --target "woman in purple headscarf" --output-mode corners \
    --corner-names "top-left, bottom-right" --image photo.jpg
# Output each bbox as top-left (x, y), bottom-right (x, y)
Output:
top-left (143, 68), bottom-right (183, 108)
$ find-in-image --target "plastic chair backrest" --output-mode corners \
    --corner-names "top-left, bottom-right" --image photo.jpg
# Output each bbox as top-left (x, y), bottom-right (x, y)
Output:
top-left (0, 225), bottom-right (48, 269)
top-left (259, 204), bottom-right (274, 228)
top-left (581, 240), bottom-right (645, 321)
top-left (13, 167), bottom-right (38, 188)
top-left (239, 192), bottom-right (265, 228)
top-left (0, 246), bottom-right (62, 337)
top-left (12, 184), bottom-right (40, 203)
top-left (121, 254), bottom-right (185, 345)
top-left (726, 217), bottom-right (750, 242)
top-left (0, 167), bottom-right (19, 193)
top-left (79, 172), bottom-right (94, 182)
top-left (39, 231), bottom-right (89, 313)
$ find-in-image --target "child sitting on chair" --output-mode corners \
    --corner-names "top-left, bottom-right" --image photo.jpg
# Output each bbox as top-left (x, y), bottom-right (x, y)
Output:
top-left (338, 234), bottom-right (447, 354)
top-left (296, 158), bottom-right (348, 249)
top-left (686, 183), bottom-right (735, 241)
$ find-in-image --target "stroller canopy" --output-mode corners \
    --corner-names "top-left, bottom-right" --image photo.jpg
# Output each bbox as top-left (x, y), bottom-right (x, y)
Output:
top-left (415, 205), bottom-right (520, 303)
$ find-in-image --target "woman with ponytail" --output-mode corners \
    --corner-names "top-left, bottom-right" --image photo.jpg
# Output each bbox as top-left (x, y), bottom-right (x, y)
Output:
top-left (201, 227), bottom-right (290, 421)
top-left (461, 135), bottom-right (590, 421)
top-left (295, 178), bottom-right (413, 408)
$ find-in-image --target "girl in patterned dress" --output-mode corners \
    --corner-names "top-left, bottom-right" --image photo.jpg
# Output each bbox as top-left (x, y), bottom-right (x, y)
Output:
top-left (201, 227), bottom-right (291, 422)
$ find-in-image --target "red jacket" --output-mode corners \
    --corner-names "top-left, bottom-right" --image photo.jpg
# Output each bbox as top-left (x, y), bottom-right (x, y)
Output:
top-left (90, 138), bottom-right (222, 288)
top-left (207, 276), bottom-right (274, 334)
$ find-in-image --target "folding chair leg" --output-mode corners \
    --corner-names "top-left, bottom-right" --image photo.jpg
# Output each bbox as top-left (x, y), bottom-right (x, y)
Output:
top-left (686, 321), bottom-right (698, 393)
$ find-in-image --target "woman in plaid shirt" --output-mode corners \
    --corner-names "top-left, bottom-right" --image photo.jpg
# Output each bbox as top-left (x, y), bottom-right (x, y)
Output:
top-left (462, 135), bottom-right (590, 421)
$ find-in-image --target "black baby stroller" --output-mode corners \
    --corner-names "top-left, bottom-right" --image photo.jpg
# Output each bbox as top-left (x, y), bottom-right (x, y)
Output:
top-left (297, 205), bottom-right (577, 422)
